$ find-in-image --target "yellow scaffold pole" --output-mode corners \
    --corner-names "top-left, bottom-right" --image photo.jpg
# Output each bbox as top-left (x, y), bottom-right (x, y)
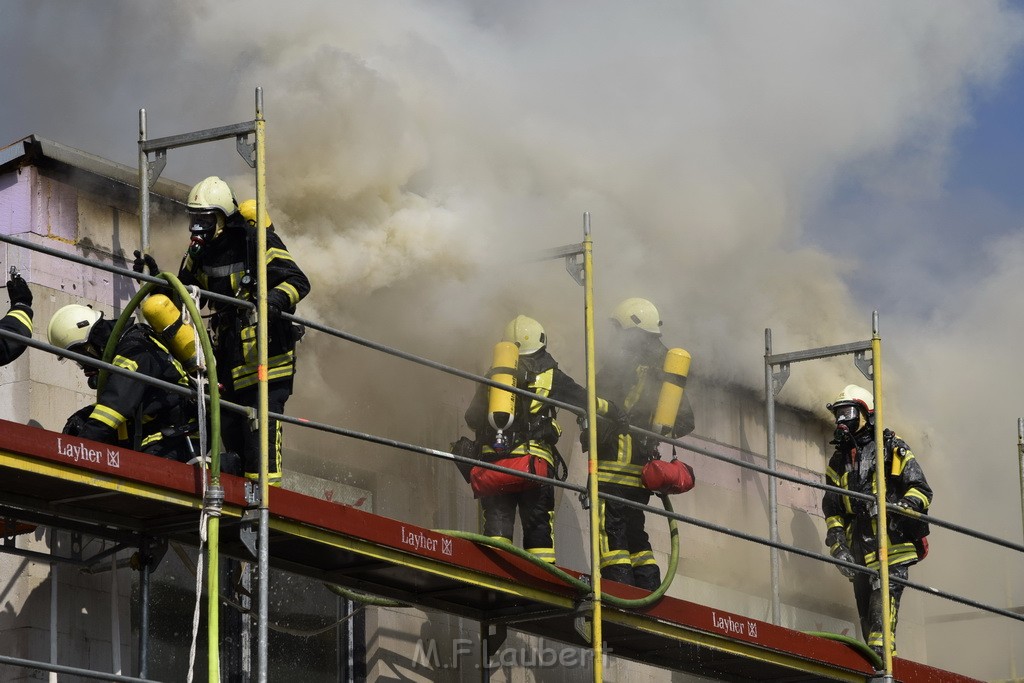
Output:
top-left (254, 86), bottom-right (272, 683)
top-left (871, 312), bottom-right (894, 677)
top-left (582, 213), bottom-right (604, 681)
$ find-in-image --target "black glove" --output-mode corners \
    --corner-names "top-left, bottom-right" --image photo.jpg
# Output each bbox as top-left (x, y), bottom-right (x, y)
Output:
top-left (890, 500), bottom-right (914, 534)
top-left (132, 250), bottom-right (160, 276)
top-left (6, 273), bottom-right (31, 309)
top-left (830, 544), bottom-right (857, 579)
top-left (266, 291), bottom-right (289, 320)
top-left (62, 405), bottom-right (94, 437)
top-left (607, 402), bottom-right (631, 433)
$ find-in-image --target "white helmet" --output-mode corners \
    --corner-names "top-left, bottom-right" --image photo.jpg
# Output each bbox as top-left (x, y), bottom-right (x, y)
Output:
top-left (503, 315), bottom-right (546, 355)
top-left (611, 297), bottom-right (662, 334)
top-left (187, 176), bottom-right (236, 215)
top-left (48, 304), bottom-right (103, 352)
top-left (827, 384), bottom-right (874, 414)
top-left (827, 384), bottom-right (874, 433)
top-left (187, 177), bottom-right (236, 243)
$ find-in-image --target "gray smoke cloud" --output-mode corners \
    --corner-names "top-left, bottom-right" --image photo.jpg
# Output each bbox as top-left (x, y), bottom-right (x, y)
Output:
top-left (4, 0), bottom-right (1024, 675)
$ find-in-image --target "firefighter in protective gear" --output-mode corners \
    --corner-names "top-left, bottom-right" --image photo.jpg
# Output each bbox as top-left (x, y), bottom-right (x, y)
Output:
top-left (0, 271), bottom-right (33, 365)
top-left (821, 384), bottom-right (932, 659)
top-left (592, 297), bottom-right (695, 590)
top-left (465, 315), bottom-right (620, 564)
top-left (177, 177), bottom-right (310, 486)
top-left (47, 304), bottom-right (198, 460)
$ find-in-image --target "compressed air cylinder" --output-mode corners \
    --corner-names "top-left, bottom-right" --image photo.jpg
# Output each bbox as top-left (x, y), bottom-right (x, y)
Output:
top-left (487, 341), bottom-right (519, 448)
top-left (140, 293), bottom-right (200, 374)
top-left (652, 347), bottom-right (691, 434)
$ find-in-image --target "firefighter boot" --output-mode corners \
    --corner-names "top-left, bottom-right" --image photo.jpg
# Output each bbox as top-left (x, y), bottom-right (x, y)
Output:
top-left (633, 564), bottom-right (662, 591)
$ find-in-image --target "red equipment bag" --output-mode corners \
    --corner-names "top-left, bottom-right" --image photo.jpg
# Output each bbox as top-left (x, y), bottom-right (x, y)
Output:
top-left (471, 455), bottom-right (550, 498)
top-left (641, 458), bottom-right (696, 495)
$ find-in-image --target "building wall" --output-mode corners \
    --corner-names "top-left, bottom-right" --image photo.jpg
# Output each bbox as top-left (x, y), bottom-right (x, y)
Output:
top-left (0, 160), bottom-right (931, 681)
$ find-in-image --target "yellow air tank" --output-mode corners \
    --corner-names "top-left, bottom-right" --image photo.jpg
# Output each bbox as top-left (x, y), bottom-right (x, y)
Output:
top-left (652, 347), bottom-right (691, 434)
top-left (141, 294), bottom-right (200, 374)
top-left (487, 341), bottom-right (519, 450)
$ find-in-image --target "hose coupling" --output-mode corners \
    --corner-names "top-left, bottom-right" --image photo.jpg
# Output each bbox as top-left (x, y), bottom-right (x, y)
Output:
top-left (204, 484), bottom-right (225, 518)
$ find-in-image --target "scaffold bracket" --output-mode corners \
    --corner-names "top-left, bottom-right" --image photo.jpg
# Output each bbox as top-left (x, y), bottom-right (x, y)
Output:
top-left (146, 149), bottom-right (167, 184)
top-left (772, 362), bottom-right (791, 397)
top-left (854, 350), bottom-right (874, 382)
top-left (236, 134), bottom-right (256, 168)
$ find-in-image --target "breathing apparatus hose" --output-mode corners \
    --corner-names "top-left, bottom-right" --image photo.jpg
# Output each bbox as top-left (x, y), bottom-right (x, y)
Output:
top-left (802, 631), bottom-right (883, 671)
top-left (435, 493), bottom-right (679, 610)
top-left (103, 273), bottom-right (222, 681)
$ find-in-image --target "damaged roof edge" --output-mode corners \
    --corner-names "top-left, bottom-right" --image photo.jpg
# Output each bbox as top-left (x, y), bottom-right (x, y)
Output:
top-left (0, 134), bottom-right (191, 204)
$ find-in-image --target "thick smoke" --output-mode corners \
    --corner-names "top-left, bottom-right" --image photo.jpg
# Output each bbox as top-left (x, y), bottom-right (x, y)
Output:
top-left (4, 0), bottom-right (1024, 676)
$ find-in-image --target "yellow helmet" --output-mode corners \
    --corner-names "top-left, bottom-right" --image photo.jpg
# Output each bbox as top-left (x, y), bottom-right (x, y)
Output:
top-left (502, 315), bottom-right (546, 355)
top-left (611, 297), bottom-right (662, 334)
top-left (238, 199), bottom-right (273, 229)
top-left (47, 304), bottom-right (102, 352)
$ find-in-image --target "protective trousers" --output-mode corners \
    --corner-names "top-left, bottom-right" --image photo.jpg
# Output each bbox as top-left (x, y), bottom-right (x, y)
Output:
top-left (221, 383), bottom-right (290, 487)
top-left (481, 481), bottom-right (555, 564)
top-left (853, 563), bottom-right (908, 657)
top-left (599, 485), bottom-right (660, 590)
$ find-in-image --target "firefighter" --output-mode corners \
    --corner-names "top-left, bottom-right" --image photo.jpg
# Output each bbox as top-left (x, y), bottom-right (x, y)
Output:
top-left (593, 297), bottom-right (695, 590)
top-left (465, 315), bottom-right (621, 564)
top-left (169, 177), bottom-right (310, 487)
top-left (821, 384), bottom-right (932, 659)
top-left (0, 271), bottom-right (33, 365)
top-left (47, 304), bottom-right (198, 460)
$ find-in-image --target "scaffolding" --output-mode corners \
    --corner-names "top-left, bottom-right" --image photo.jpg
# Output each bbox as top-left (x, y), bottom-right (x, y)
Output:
top-left (0, 91), bottom-right (1021, 681)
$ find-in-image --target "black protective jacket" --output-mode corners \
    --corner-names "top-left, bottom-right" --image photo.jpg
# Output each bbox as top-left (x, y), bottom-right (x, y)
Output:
top-left (822, 428), bottom-right (933, 569)
top-left (177, 213), bottom-right (310, 394)
top-left (77, 322), bottom-right (195, 452)
top-left (595, 330), bottom-right (695, 490)
top-left (0, 303), bottom-right (32, 365)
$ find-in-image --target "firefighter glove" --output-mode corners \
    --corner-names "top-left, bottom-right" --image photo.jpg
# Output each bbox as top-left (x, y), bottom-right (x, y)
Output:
top-left (266, 291), bottom-right (289, 320)
top-left (830, 544), bottom-right (857, 580)
top-left (891, 499), bottom-right (914, 534)
top-left (607, 401), bottom-right (630, 433)
top-left (132, 250), bottom-right (160, 276)
top-left (6, 273), bottom-right (31, 309)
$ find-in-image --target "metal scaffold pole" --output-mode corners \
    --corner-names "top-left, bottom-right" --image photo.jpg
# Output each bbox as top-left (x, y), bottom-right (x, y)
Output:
top-left (1018, 418), bottom-right (1024, 544)
top-left (582, 213), bottom-right (604, 682)
top-left (764, 329), bottom-right (781, 625)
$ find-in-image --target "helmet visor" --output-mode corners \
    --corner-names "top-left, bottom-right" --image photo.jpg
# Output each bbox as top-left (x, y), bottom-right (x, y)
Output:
top-left (188, 210), bottom-right (221, 236)
top-left (832, 404), bottom-right (860, 423)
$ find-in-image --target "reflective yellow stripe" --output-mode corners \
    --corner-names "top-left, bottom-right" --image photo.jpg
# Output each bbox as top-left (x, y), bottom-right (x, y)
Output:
top-left (113, 355), bottom-right (138, 372)
top-left (275, 282), bottom-right (300, 306)
top-left (7, 309), bottom-right (31, 332)
top-left (266, 247), bottom-right (295, 264)
top-left (141, 432), bottom-right (163, 447)
top-left (905, 488), bottom-right (930, 509)
top-left (526, 548), bottom-right (556, 564)
top-left (89, 404), bottom-right (126, 430)
top-left (528, 369), bottom-right (553, 414)
top-left (864, 541), bottom-right (919, 568)
top-left (631, 550), bottom-right (657, 567)
top-left (825, 516), bottom-right (845, 531)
